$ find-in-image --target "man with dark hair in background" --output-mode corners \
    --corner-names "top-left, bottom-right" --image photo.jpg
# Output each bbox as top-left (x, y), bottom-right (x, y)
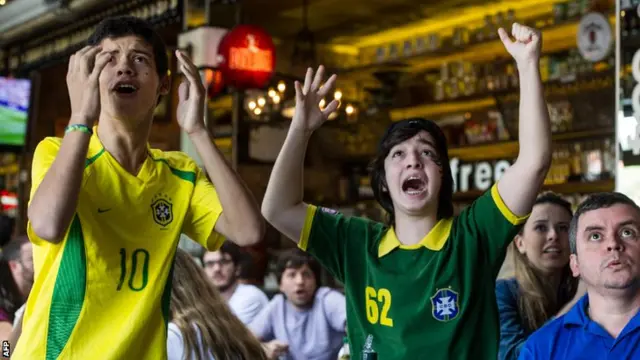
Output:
top-left (250, 249), bottom-right (346, 360)
top-left (520, 193), bottom-right (640, 359)
top-left (202, 242), bottom-right (268, 325)
top-left (14, 15), bottom-right (263, 359)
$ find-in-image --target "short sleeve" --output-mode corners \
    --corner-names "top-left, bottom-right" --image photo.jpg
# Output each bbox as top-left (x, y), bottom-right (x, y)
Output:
top-left (29, 138), bottom-right (62, 201)
top-left (456, 184), bottom-right (528, 275)
top-left (322, 289), bottom-right (347, 332)
top-left (299, 205), bottom-right (381, 283)
top-left (231, 286), bottom-right (269, 326)
top-left (249, 299), bottom-right (277, 341)
top-left (182, 170), bottom-right (225, 251)
top-left (496, 279), bottom-right (527, 360)
top-left (27, 138), bottom-right (62, 246)
top-left (166, 323), bottom-right (187, 360)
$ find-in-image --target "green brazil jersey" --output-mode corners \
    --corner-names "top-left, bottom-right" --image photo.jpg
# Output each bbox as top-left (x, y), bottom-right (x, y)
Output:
top-left (298, 184), bottom-right (527, 359)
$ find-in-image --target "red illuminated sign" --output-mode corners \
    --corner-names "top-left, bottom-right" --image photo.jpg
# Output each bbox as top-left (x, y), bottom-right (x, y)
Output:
top-left (218, 25), bottom-right (276, 90)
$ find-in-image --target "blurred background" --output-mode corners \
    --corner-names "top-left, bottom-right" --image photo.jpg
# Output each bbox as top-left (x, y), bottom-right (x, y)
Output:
top-left (0, 0), bottom-right (638, 287)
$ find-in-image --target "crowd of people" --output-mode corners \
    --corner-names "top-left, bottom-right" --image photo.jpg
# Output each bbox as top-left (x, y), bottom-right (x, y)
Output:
top-left (0, 14), bottom-right (639, 360)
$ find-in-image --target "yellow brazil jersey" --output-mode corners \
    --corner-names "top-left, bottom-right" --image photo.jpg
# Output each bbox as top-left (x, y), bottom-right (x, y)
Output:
top-left (13, 131), bottom-right (225, 360)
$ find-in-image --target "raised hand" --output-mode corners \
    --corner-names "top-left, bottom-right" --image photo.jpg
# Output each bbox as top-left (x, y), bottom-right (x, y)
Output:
top-left (176, 50), bottom-right (207, 135)
top-left (67, 45), bottom-right (111, 126)
top-left (291, 65), bottom-right (339, 134)
top-left (498, 23), bottom-right (542, 66)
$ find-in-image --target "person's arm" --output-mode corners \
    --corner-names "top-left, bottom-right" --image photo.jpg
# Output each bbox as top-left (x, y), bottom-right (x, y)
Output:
top-left (7, 311), bottom-right (23, 358)
top-left (323, 289), bottom-right (347, 332)
top-left (0, 320), bottom-right (11, 343)
top-left (496, 280), bottom-right (528, 360)
top-left (175, 50), bottom-right (263, 246)
top-left (261, 66), bottom-right (339, 243)
top-left (496, 24), bottom-right (552, 217)
top-left (28, 46), bottom-right (111, 243)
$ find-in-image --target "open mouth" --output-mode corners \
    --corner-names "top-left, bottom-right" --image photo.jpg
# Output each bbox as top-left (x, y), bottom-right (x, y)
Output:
top-left (402, 176), bottom-right (427, 195)
top-left (543, 247), bottom-right (562, 254)
top-left (112, 82), bottom-right (139, 95)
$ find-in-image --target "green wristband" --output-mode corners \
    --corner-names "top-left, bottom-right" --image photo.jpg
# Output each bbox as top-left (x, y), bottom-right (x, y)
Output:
top-left (65, 124), bottom-right (93, 135)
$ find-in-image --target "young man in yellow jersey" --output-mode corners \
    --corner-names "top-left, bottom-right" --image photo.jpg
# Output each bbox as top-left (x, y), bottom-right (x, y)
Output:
top-left (262, 24), bottom-right (550, 359)
top-left (12, 16), bottom-right (263, 360)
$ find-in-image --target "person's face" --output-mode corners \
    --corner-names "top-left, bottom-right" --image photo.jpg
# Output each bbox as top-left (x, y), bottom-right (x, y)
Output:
top-left (515, 203), bottom-right (572, 274)
top-left (383, 131), bottom-right (442, 218)
top-left (202, 251), bottom-right (238, 292)
top-left (279, 264), bottom-right (317, 308)
top-left (8, 242), bottom-right (34, 295)
top-left (570, 204), bottom-right (640, 293)
top-left (98, 36), bottom-right (169, 123)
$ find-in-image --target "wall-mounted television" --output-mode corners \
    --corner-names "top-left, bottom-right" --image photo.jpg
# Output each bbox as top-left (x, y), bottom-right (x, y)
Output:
top-left (0, 76), bottom-right (31, 150)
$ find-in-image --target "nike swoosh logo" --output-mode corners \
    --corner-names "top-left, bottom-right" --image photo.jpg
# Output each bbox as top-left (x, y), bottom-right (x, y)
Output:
top-left (97, 208), bottom-right (111, 213)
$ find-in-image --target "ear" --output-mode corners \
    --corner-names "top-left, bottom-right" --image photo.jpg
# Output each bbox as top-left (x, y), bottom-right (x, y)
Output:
top-left (158, 74), bottom-right (170, 96)
top-left (234, 265), bottom-right (241, 277)
top-left (7, 260), bottom-right (19, 273)
top-left (514, 234), bottom-right (526, 254)
top-left (570, 254), bottom-right (580, 277)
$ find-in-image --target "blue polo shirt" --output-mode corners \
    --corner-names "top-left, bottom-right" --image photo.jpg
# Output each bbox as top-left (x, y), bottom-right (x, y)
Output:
top-left (519, 295), bottom-right (640, 360)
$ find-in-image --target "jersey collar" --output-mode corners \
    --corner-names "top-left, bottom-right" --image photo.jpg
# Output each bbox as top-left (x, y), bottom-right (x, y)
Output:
top-left (378, 217), bottom-right (453, 258)
top-left (564, 294), bottom-right (640, 338)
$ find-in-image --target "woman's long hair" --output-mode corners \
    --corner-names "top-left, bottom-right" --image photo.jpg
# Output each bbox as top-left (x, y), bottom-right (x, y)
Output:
top-left (511, 192), bottom-right (578, 332)
top-left (170, 248), bottom-right (268, 360)
top-left (0, 258), bottom-right (22, 322)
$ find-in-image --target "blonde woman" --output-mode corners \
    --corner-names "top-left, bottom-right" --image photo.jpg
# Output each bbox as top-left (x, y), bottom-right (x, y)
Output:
top-left (168, 248), bottom-right (268, 360)
top-left (496, 193), bottom-right (584, 360)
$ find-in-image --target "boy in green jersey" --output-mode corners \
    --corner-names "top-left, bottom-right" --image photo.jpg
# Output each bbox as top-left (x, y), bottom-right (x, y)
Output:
top-left (262, 23), bottom-right (550, 359)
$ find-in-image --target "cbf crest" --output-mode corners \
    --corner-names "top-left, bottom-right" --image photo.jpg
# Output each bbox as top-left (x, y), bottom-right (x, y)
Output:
top-left (431, 287), bottom-right (460, 322)
top-left (151, 193), bottom-right (173, 227)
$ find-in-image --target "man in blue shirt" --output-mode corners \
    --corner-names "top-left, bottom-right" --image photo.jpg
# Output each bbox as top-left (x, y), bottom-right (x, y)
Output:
top-left (519, 192), bottom-right (640, 359)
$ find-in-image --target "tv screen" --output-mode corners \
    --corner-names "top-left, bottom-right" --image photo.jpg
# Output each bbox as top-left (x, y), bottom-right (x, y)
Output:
top-left (0, 76), bottom-right (31, 148)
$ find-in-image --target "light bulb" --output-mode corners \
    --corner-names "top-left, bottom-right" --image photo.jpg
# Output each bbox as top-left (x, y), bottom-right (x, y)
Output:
top-left (248, 101), bottom-right (257, 110)
top-left (345, 104), bottom-right (355, 115)
top-left (334, 90), bottom-right (343, 100)
top-left (257, 97), bottom-right (266, 107)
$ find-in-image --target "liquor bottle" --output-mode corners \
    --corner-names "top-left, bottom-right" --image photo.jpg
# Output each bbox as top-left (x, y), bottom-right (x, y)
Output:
top-left (569, 142), bottom-right (584, 182)
top-left (362, 335), bottom-right (377, 360)
top-left (602, 138), bottom-right (616, 179)
top-left (338, 337), bottom-right (350, 360)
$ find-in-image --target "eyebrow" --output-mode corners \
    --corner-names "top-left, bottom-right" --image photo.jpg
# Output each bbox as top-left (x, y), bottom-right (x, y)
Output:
top-left (104, 49), bottom-right (153, 57)
top-left (584, 225), bottom-right (605, 233)
top-left (617, 220), bottom-right (639, 228)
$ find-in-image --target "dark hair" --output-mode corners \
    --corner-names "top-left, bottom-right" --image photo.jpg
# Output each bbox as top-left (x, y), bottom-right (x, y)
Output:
top-left (275, 249), bottom-right (321, 286)
top-left (512, 192), bottom-right (576, 331)
top-left (87, 16), bottom-right (168, 78)
top-left (0, 259), bottom-right (22, 322)
top-left (1, 237), bottom-right (28, 262)
top-left (214, 241), bottom-right (244, 266)
top-left (518, 192), bottom-right (573, 236)
top-left (570, 192), bottom-right (640, 254)
top-left (370, 118), bottom-right (454, 224)
top-left (0, 215), bottom-right (15, 248)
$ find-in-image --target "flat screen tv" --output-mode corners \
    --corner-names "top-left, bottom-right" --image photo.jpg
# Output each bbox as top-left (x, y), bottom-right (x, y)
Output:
top-left (0, 76), bottom-right (31, 150)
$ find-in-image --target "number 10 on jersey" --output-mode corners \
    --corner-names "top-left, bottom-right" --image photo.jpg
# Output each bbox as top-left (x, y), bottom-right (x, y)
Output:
top-left (117, 248), bottom-right (150, 291)
top-left (365, 286), bottom-right (394, 327)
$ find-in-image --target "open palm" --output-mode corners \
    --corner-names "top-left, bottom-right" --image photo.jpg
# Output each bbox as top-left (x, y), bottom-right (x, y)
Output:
top-left (291, 66), bottom-right (339, 134)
